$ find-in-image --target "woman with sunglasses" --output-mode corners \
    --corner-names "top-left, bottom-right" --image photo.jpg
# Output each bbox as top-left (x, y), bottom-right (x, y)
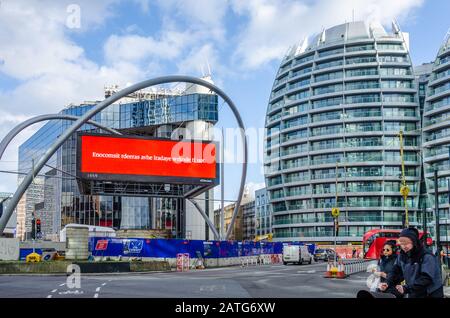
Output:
top-left (374, 240), bottom-right (403, 297)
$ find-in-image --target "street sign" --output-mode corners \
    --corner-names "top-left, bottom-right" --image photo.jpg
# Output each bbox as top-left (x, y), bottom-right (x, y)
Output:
top-left (331, 207), bottom-right (340, 218)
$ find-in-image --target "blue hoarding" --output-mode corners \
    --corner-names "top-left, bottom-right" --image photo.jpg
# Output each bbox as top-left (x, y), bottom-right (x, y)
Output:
top-left (89, 237), bottom-right (285, 258)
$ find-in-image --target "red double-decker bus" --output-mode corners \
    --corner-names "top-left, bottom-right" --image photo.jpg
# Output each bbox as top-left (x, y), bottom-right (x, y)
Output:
top-left (363, 229), bottom-right (433, 259)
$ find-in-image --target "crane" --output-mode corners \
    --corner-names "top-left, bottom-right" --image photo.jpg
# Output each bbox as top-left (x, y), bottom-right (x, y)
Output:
top-left (254, 233), bottom-right (273, 242)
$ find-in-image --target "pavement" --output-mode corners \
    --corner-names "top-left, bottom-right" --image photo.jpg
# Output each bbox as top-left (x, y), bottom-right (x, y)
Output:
top-left (0, 262), bottom-right (372, 298)
top-left (445, 286), bottom-right (450, 298)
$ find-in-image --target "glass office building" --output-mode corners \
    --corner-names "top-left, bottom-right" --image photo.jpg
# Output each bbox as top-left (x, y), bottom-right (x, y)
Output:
top-left (255, 188), bottom-right (272, 237)
top-left (17, 84), bottom-right (218, 240)
top-left (422, 32), bottom-right (450, 246)
top-left (264, 21), bottom-right (422, 243)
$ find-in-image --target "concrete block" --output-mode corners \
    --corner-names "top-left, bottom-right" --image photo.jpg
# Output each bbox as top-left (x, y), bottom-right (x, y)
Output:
top-left (0, 238), bottom-right (19, 261)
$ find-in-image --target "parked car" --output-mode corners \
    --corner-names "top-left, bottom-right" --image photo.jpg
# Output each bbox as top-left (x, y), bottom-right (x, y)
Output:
top-left (313, 249), bottom-right (328, 262)
top-left (314, 248), bottom-right (340, 262)
top-left (283, 245), bottom-right (312, 265)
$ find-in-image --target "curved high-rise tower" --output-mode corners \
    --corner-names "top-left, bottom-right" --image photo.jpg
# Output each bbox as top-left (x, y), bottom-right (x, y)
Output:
top-left (264, 21), bottom-right (422, 243)
top-left (422, 31), bottom-right (450, 246)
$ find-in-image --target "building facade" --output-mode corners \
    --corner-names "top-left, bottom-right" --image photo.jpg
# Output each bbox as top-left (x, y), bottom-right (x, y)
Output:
top-left (255, 188), bottom-right (272, 237)
top-left (242, 200), bottom-right (256, 241)
top-left (264, 21), bottom-right (422, 243)
top-left (17, 79), bottom-right (218, 241)
top-left (222, 203), bottom-right (243, 241)
top-left (422, 31), bottom-right (450, 247)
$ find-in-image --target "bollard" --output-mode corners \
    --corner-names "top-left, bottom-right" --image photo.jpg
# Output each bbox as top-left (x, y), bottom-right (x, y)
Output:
top-left (336, 261), bottom-right (346, 279)
top-left (324, 262), bottom-right (333, 278)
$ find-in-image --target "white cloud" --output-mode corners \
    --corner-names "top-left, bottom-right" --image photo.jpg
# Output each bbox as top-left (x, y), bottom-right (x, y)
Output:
top-left (0, 0), bottom-right (149, 193)
top-left (103, 31), bottom-right (190, 64)
top-left (230, 0), bottom-right (425, 69)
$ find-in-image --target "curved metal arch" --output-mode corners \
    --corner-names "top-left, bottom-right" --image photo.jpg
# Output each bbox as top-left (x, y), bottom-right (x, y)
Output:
top-left (0, 113), bottom-right (221, 239)
top-left (0, 76), bottom-right (247, 241)
top-left (0, 114), bottom-right (121, 161)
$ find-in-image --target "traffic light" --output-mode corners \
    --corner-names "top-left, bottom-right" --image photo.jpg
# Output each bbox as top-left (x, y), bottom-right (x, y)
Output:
top-left (31, 218), bottom-right (36, 240)
top-left (36, 219), bottom-right (41, 235)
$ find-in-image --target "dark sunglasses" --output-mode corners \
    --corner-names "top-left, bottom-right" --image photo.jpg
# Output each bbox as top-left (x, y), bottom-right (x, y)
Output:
top-left (383, 248), bottom-right (392, 252)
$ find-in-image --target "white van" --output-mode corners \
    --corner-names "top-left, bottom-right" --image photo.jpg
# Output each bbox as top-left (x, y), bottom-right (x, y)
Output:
top-left (282, 245), bottom-right (312, 265)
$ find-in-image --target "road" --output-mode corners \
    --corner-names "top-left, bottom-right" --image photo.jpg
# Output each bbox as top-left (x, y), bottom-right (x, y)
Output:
top-left (0, 262), bottom-right (371, 298)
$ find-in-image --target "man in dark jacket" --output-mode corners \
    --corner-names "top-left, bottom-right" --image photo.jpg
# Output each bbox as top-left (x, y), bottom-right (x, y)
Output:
top-left (379, 227), bottom-right (444, 298)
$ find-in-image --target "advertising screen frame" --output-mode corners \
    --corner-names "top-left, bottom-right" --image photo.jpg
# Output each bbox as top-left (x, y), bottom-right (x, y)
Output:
top-left (76, 132), bottom-right (220, 186)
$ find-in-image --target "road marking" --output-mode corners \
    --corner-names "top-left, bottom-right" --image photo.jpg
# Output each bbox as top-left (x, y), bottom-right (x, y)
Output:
top-left (59, 283), bottom-right (65, 287)
top-left (94, 293), bottom-right (99, 298)
top-left (102, 283), bottom-right (106, 286)
top-left (58, 290), bottom-right (84, 295)
top-left (51, 289), bottom-right (57, 293)
top-left (95, 287), bottom-right (101, 292)
top-left (297, 270), bottom-right (316, 274)
top-left (47, 295), bottom-right (52, 298)
top-left (200, 285), bottom-right (226, 292)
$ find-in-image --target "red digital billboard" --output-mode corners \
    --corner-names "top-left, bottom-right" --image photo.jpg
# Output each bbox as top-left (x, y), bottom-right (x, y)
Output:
top-left (77, 133), bottom-right (218, 185)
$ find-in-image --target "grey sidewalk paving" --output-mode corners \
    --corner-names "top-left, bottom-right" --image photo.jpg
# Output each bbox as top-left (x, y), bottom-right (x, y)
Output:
top-left (444, 286), bottom-right (450, 298)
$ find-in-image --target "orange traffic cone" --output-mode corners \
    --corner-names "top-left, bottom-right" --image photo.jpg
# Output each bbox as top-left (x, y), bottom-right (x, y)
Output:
top-left (324, 262), bottom-right (332, 278)
top-left (336, 261), bottom-right (347, 279)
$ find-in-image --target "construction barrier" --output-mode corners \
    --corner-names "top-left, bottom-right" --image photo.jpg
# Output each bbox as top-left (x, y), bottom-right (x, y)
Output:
top-left (176, 253), bottom-right (190, 272)
top-left (343, 259), bottom-right (375, 276)
top-left (324, 259), bottom-right (375, 279)
top-left (240, 254), bottom-right (282, 267)
top-left (88, 237), bottom-right (288, 270)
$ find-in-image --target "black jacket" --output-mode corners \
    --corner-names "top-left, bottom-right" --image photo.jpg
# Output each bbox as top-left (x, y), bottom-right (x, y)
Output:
top-left (386, 242), bottom-right (444, 298)
top-left (378, 254), bottom-right (396, 283)
top-left (378, 254), bottom-right (402, 297)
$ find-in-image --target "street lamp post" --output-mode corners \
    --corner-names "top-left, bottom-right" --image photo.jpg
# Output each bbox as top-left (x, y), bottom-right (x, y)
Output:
top-left (434, 168), bottom-right (441, 266)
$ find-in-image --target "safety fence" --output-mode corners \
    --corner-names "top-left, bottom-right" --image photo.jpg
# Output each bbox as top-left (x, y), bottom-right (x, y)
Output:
top-left (342, 259), bottom-right (376, 275)
top-left (240, 254), bottom-right (283, 267)
top-left (325, 258), bottom-right (376, 279)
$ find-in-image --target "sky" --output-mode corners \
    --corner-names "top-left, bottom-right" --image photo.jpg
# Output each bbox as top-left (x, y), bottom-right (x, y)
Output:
top-left (0, 0), bottom-right (449, 209)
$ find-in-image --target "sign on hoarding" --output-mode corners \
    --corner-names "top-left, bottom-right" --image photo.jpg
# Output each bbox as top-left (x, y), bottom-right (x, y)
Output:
top-left (95, 240), bottom-right (109, 251)
top-left (176, 253), bottom-right (190, 272)
top-left (77, 133), bottom-right (219, 185)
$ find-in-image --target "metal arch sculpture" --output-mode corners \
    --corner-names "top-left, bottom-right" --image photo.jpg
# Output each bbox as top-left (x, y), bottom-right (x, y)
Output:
top-left (0, 76), bottom-right (248, 241)
top-left (0, 113), bottom-right (222, 240)
top-left (0, 114), bottom-right (121, 160)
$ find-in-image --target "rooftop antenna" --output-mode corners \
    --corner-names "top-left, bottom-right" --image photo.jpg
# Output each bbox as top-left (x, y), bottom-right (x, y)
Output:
top-left (442, 27), bottom-right (450, 48)
top-left (392, 18), bottom-right (401, 34)
top-left (206, 59), bottom-right (212, 77)
top-left (200, 65), bottom-right (205, 77)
